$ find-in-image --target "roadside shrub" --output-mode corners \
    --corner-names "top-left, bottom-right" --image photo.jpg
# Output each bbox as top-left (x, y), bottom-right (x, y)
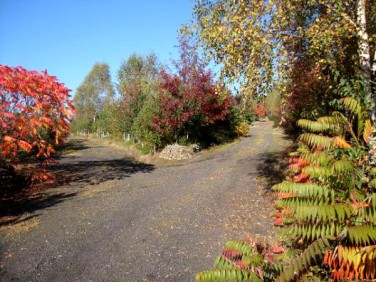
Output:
top-left (195, 80), bottom-right (376, 281)
top-left (235, 121), bottom-right (249, 137)
top-left (0, 65), bottom-right (75, 163)
top-left (272, 96), bottom-right (375, 281)
top-left (254, 103), bottom-right (267, 119)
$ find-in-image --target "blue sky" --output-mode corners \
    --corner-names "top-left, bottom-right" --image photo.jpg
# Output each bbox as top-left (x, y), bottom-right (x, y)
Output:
top-left (0, 0), bottom-right (194, 95)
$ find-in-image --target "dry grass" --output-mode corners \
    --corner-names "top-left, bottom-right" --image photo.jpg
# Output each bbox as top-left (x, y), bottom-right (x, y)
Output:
top-left (0, 213), bottom-right (40, 236)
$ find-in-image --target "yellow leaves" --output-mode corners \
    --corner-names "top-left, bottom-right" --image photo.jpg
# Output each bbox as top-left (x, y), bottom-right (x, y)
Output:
top-left (18, 140), bottom-right (32, 153)
top-left (363, 119), bottom-right (373, 144)
top-left (333, 136), bottom-right (351, 149)
top-left (326, 245), bottom-right (376, 281)
top-left (3, 135), bottom-right (15, 142)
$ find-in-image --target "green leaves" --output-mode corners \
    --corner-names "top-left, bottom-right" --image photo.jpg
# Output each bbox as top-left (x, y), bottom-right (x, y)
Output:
top-left (294, 204), bottom-right (353, 223)
top-left (272, 182), bottom-right (333, 200)
top-left (297, 119), bottom-right (331, 133)
top-left (298, 133), bottom-right (333, 149)
top-left (276, 237), bottom-right (332, 282)
top-left (73, 63), bottom-right (114, 133)
top-left (195, 269), bottom-right (254, 282)
top-left (273, 96), bottom-right (376, 280)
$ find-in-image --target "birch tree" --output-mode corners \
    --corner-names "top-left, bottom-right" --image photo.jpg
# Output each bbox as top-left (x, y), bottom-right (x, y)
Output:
top-left (190, 0), bottom-right (375, 115)
top-left (73, 63), bottom-right (114, 133)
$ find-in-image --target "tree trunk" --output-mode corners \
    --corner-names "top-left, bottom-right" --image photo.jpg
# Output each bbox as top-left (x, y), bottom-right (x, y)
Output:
top-left (356, 0), bottom-right (375, 120)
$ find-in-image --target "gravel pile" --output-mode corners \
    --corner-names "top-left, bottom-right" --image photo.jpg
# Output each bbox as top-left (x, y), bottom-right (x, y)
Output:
top-left (159, 144), bottom-right (199, 160)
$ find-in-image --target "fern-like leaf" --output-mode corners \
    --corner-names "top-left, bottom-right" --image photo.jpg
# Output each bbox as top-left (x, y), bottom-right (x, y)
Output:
top-left (340, 97), bottom-right (362, 117)
top-left (363, 119), bottom-right (373, 144)
top-left (302, 165), bottom-right (332, 179)
top-left (298, 133), bottom-right (333, 149)
top-left (272, 181), bottom-right (333, 201)
top-left (224, 240), bottom-right (255, 257)
top-left (297, 119), bottom-right (330, 132)
top-left (339, 225), bottom-right (376, 246)
top-left (289, 223), bottom-right (343, 242)
top-left (333, 136), bottom-right (351, 149)
top-left (325, 244), bottom-right (376, 281)
top-left (276, 198), bottom-right (330, 209)
top-left (301, 151), bottom-right (333, 166)
top-left (294, 204), bottom-right (353, 223)
top-left (276, 237), bottom-right (332, 282)
top-left (195, 268), bottom-right (260, 281)
top-left (332, 159), bottom-right (354, 173)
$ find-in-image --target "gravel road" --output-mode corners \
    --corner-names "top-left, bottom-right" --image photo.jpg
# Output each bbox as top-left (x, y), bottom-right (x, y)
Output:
top-left (0, 121), bottom-right (291, 281)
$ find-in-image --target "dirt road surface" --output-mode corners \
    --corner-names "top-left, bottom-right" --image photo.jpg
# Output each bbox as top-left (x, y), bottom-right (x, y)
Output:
top-left (0, 121), bottom-right (290, 281)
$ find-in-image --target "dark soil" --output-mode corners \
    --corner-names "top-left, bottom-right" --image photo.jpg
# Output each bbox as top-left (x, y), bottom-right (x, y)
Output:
top-left (0, 121), bottom-right (291, 281)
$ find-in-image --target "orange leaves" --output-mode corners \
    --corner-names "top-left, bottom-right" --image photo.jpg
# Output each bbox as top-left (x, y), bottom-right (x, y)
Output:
top-left (324, 245), bottom-right (376, 281)
top-left (333, 136), bottom-right (351, 149)
top-left (254, 103), bottom-right (266, 118)
top-left (289, 157), bottom-right (310, 183)
top-left (273, 215), bottom-right (284, 226)
top-left (0, 64), bottom-right (75, 160)
top-left (293, 172), bottom-right (310, 183)
top-left (30, 169), bottom-right (56, 184)
top-left (363, 119), bottom-right (373, 144)
top-left (277, 192), bottom-right (295, 199)
top-left (289, 157), bottom-right (309, 170)
top-left (270, 246), bottom-right (284, 254)
top-left (17, 140), bottom-right (32, 153)
top-left (3, 136), bottom-right (15, 142)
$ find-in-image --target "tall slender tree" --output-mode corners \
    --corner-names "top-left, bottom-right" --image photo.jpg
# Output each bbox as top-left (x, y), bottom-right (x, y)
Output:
top-left (116, 53), bottom-right (160, 134)
top-left (73, 63), bottom-right (114, 133)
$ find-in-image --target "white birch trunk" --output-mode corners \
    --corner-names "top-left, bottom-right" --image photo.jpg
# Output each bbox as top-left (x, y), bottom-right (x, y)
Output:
top-left (356, 0), bottom-right (371, 76)
top-left (356, 0), bottom-right (375, 120)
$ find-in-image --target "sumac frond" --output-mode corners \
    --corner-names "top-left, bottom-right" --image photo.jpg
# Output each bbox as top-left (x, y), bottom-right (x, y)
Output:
top-left (294, 204), bottom-right (353, 223)
top-left (272, 182), bottom-right (333, 201)
top-left (298, 133), bottom-right (333, 149)
top-left (325, 245), bottom-right (376, 281)
top-left (195, 268), bottom-right (259, 282)
top-left (276, 237), bottom-right (332, 282)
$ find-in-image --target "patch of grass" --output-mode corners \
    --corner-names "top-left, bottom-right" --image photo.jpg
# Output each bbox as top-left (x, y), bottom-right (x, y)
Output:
top-left (0, 213), bottom-right (40, 235)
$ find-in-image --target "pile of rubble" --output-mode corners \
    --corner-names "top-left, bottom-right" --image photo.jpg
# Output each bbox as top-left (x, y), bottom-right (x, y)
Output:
top-left (159, 144), bottom-right (199, 160)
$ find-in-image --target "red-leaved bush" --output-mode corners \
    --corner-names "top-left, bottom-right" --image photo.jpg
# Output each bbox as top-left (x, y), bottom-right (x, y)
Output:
top-left (0, 65), bottom-right (75, 161)
top-left (152, 69), bottom-right (230, 141)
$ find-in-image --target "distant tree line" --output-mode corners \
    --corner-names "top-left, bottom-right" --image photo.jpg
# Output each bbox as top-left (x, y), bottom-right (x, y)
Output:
top-left (72, 38), bottom-right (250, 150)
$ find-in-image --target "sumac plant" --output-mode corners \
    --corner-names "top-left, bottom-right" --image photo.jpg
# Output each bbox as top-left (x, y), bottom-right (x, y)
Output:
top-left (196, 97), bottom-right (376, 281)
top-left (0, 65), bottom-right (75, 168)
top-left (272, 97), bottom-right (376, 281)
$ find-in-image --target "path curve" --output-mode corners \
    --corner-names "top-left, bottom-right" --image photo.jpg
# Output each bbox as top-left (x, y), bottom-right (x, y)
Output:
top-left (0, 121), bottom-right (290, 281)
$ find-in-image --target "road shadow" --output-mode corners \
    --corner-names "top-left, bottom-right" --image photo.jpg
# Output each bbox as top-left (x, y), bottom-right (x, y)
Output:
top-left (57, 138), bottom-right (90, 154)
top-left (256, 150), bottom-right (290, 191)
top-left (0, 191), bottom-right (78, 224)
top-left (49, 158), bottom-right (155, 187)
top-left (1, 138), bottom-right (155, 227)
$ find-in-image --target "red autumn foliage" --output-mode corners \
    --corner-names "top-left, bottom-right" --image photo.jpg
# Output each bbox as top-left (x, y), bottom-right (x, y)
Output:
top-left (270, 246), bottom-right (284, 254)
top-left (222, 249), bottom-right (243, 260)
top-left (293, 172), bottom-right (310, 183)
top-left (236, 261), bottom-right (248, 270)
top-left (0, 65), bottom-right (75, 161)
top-left (288, 157), bottom-right (309, 170)
top-left (273, 214), bottom-right (284, 226)
top-left (152, 70), bottom-right (230, 136)
top-left (254, 103), bottom-right (267, 118)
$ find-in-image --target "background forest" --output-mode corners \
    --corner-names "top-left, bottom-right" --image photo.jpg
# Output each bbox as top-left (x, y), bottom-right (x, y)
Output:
top-left (71, 38), bottom-right (253, 152)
